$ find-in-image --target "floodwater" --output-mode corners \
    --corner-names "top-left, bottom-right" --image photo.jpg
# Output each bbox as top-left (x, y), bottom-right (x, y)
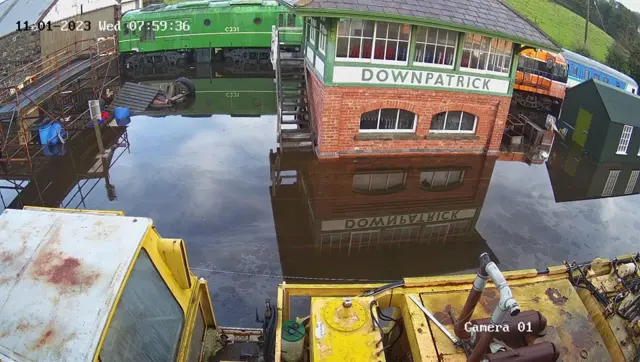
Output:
top-left (2, 84), bottom-right (640, 327)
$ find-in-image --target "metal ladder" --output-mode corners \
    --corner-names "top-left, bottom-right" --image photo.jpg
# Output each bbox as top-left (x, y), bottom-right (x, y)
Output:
top-left (270, 26), bottom-right (313, 151)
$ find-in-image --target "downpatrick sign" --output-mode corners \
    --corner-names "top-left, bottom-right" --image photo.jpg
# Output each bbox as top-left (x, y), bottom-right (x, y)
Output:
top-left (332, 66), bottom-right (510, 94)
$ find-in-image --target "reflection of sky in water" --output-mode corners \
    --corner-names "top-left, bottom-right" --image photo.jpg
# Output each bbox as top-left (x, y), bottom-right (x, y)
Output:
top-left (2, 114), bottom-right (640, 326)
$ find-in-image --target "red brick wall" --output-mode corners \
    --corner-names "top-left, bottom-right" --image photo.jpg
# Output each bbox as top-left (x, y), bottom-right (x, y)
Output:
top-left (306, 70), bottom-right (511, 158)
top-left (303, 154), bottom-right (497, 219)
top-left (307, 66), bottom-right (324, 148)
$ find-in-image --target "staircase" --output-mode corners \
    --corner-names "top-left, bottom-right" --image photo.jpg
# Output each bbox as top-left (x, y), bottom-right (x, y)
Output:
top-left (270, 26), bottom-right (313, 150)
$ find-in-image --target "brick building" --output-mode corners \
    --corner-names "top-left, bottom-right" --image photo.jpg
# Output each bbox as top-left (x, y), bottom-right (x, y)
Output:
top-left (270, 150), bottom-right (498, 280)
top-left (278, 0), bottom-right (558, 158)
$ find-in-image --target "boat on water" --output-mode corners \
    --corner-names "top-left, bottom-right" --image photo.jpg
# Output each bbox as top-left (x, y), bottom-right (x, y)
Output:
top-left (0, 207), bottom-right (639, 361)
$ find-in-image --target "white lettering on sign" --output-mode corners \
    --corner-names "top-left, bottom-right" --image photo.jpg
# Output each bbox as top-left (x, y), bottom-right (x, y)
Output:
top-left (332, 66), bottom-right (510, 94)
top-left (225, 26), bottom-right (240, 32)
top-left (321, 208), bottom-right (477, 232)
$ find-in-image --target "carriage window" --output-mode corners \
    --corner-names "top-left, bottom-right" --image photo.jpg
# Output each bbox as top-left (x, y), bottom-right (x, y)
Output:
top-left (430, 111), bottom-right (477, 133)
top-left (100, 250), bottom-right (184, 362)
top-left (593, 73), bottom-right (600, 80)
top-left (359, 109), bottom-right (416, 132)
top-left (140, 21), bottom-right (155, 42)
top-left (414, 26), bottom-right (457, 67)
top-left (584, 70), bottom-right (590, 79)
top-left (336, 20), bottom-right (410, 64)
top-left (571, 64), bottom-right (577, 76)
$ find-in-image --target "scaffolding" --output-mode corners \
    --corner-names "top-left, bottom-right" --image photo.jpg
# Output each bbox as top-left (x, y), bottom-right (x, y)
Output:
top-left (0, 128), bottom-right (130, 210)
top-left (0, 37), bottom-right (120, 172)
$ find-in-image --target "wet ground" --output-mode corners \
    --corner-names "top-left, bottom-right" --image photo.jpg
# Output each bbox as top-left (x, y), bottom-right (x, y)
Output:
top-left (2, 90), bottom-right (640, 328)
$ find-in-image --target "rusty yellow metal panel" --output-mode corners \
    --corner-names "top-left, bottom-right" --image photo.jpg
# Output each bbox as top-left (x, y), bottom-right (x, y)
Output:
top-left (419, 277), bottom-right (610, 361)
top-left (400, 293), bottom-right (441, 361)
top-left (310, 296), bottom-right (384, 361)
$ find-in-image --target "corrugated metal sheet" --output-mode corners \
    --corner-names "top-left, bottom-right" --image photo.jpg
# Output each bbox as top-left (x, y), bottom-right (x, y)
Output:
top-left (108, 82), bottom-right (161, 113)
top-left (0, 0), bottom-right (56, 38)
top-left (0, 209), bottom-right (152, 362)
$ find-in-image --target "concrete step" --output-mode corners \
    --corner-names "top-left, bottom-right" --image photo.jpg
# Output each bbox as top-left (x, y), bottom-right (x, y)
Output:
top-left (281, 131), bottom-right (311, 140)
top-left (281, 119), bottom-right (309, 125)
top-left (282, 110), bottom-right (308, 116)
top-left (282, 140), bottom-right (313, 148)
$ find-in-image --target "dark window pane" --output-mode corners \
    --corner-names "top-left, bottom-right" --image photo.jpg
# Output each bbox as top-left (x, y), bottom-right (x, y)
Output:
top-left (445, 31), bottom-right (457, 46)
top-left (435, 45), bottom-right (446, 64)
top-left (414, 43), bottom-right (425, 62)
top-left (461, 112), bottom-right (476, 131)
top-left (445, 111), bottom-right (462, 131)
top-left (349, 38), bottom-right (362, 58)
top-left (374, 39), bottom-right (386, 59)
top-left (437, 29), bottom-right (447, 45)
top-left (386, 41), bottom-right (398, 60)
top-left (431, 171), bottom-right (448, 186)
top-left (478, 52), bottom-right (487, 70)
top-left (397, 41), bottom-right (408, 61)
top-left (444, 47), bottom-right (455, 65)
top-left (362, 38), bottom-right (373, 58)
top-left (350, 20), bottom-right (363, 36)
top-left (424, 44), bottom-right (436, 63)
top-left (376, 22), bottom-right (389, 38)
top-left (337, 21), bottom-right (347, 36)
top-left (387, 23), bottom-right (399, 39)
top-left (336, 37), bottom-right (349, 57)
top-left (363, 21), bottom-right (375, 37)
top-left (431, 113), bottom-right (446, 130)
top-left (427, 28), bottom-right (437, 43)
top-left (360, 110), bottom-right (379, 129)
top-left (461, 50), bottom-right (470, 67)
top-left (379, 108), bottom-right (398, 129)
top-left (398, 110), bottom-right (415, 129)
top-left (416, 27), bottom-right (427, 42)
top-left (387, 173), bottom-right (406, 188)
top-left (370, 174), bottom-right (388, 190)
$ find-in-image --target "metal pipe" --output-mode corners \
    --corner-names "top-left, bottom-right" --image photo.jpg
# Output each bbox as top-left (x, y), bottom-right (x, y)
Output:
top-left (455, 253), bottom-right (491, 341)
top-left (469, 310), bottom-right (547, 345)
top-left (485, 342), bottom-right (559, 362)
top-left (486, 262), bottom-right (520, 323)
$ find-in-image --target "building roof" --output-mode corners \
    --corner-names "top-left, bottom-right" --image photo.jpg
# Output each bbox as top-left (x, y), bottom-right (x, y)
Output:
top-left (281, 0), bottom-right (557, 50)
top-left (0, 0), bottom-right (56, 38)
top-left (577, 79), bottom-right (640, 128)
top-left (0, 208), bottom-right (152, 362)
top-left (562, 48), bottom-right (638, 88)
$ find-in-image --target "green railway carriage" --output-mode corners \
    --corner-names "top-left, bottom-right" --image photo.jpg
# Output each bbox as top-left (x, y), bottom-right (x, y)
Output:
top-left (119, 0), bottom-right (302, 64)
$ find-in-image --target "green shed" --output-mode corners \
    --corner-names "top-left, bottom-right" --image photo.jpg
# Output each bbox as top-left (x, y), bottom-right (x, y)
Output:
top-left (558, 79), bottom-right (640, 163)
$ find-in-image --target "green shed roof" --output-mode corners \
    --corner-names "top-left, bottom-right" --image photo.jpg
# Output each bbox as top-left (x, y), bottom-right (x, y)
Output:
top-left (578, 79), bottom-right (640, 128)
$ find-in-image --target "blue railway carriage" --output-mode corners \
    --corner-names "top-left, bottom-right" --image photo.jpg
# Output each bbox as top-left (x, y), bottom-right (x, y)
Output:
top-left (562, 48), bottom-right (638, 95)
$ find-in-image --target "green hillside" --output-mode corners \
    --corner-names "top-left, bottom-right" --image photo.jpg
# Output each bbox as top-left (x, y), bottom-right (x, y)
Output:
top-left (505, 0), bottom-right (614, 62)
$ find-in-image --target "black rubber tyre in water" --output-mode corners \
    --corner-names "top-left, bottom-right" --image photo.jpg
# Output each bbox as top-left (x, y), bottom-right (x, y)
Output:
top-left (175, 77), bottom-right (196, 95)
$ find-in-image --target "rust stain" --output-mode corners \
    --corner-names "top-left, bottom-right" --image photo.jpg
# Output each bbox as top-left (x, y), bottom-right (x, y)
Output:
top-left (30, 328), bottom-right (56, 351)
top-left (480, 288), bottom-right (499, 315)
top-left (30, 249), bottom-right (100, 293)
top-left (47, 226), bottom-right (62, 245)
top-left (546, 288), bottom-right (568, 306)
top-left (559, 309), bottom-right (572, 319)
top-left (17, 321), bottom-right (34, 332)
top-left (532, 296), bottom-right (541, 303)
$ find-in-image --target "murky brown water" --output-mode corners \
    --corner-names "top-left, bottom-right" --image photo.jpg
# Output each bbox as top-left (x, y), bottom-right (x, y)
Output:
top-left (2, 97), bottom-right (640, 327)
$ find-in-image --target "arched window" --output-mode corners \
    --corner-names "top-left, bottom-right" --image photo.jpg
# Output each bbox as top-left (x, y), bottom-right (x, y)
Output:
top-left (430, 111), bottom-right (477, 133)
top-left (360, 108), bottom-right (416, 132)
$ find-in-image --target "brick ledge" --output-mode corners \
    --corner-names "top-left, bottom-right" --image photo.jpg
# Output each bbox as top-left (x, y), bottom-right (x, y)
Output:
top-left (425, 133), bottom-right (480, 140)
top-left (355, 133), bottom-right (421, 141)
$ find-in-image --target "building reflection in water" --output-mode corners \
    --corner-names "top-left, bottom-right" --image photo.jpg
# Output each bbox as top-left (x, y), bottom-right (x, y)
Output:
top-left (270, 149), bottom-right (499, 282)
top-left (0, 126), bottom-right (129, 210)
top-left (546, 139), bottom-right (640, 202)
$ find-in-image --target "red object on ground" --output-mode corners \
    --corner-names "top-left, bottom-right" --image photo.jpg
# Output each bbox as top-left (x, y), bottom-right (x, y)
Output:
top-left (101, 111), bottom-right (109, 120)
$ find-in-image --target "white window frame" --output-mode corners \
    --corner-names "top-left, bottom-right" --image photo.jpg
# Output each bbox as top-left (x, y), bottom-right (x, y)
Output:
top-left (460, 34), bottom-right (513, 76)
top-left (359, 109), bottom-right (417, 133)
top-left (617, 125), bottom-right (633, 155)
top-left (420, 170), bottom-right (465, 187)
top-left (625, 170), bottom-right (639, 195)
top-left (318, 22), bottom-right (327, 55)
top-left (336, 20), bottom-right (411, 66)
top-left (429, 111), bottom-right (477, 133)
top-left (413, 26), bottom-right (458, 69)
top-left (603, 170), bottom-right (620, 196)
top-left (352, 172), bottom-right (408, 192)
top-left (308, 18), bottom-right (317, 45)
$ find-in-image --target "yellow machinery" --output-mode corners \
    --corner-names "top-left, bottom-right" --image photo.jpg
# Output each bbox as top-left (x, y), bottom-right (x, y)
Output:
top-left (0, 207), bottom-right (639, 361)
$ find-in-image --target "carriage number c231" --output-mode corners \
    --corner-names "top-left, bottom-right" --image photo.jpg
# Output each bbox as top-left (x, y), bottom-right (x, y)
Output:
top-left (224, 27), bottom-right (240, 32)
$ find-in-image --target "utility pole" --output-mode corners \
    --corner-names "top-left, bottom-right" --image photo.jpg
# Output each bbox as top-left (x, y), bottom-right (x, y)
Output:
top-left (584, 0), bottom-right (590, 46)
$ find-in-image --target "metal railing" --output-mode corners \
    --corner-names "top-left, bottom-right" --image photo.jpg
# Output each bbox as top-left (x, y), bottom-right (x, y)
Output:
top-left (0, 37), bottom-right (119, 169)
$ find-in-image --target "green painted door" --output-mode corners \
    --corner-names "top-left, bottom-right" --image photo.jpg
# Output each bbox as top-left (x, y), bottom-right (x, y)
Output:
top-left (572, 108), bottom-right (592, 147)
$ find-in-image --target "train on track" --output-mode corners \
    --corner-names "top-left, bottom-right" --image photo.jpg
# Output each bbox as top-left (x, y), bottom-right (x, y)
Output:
top-left (119, 0), bottom-right (302, 69)
top-left (512, 47), bottom-right (638, 115)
